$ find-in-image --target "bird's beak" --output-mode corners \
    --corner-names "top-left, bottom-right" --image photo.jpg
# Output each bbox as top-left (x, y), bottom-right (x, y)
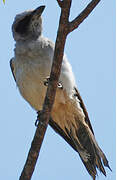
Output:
top-left (32, 6), bottom-right (45, 17)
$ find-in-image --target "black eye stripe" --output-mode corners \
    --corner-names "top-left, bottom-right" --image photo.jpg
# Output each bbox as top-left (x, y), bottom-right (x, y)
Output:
top-left (15, 15), bottom-right (32, 35)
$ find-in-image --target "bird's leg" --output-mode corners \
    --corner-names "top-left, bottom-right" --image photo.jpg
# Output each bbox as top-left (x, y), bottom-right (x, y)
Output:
top-left (35, 77), bottom-right (63, 127)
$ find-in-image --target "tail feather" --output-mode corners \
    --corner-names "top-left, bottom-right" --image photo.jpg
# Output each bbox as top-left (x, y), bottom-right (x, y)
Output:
top-left (49, 116), bottom-right (111, 179)
top-left (65, 124), bottom-right (97, 179)
top-left (95, 154), bottom-right (106, 176)
top-left (98, 146), bottom-right (112, 171)
top-left (79, 157), bottom-right (97, 180)
top-left (66, 119), bottom-right (110, 179)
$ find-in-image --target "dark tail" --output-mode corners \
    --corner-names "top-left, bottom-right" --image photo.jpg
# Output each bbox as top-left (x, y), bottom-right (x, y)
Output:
top-left (49, 117), bottom-right (111, 179)
top-left (67, 119), bottom-right (111, 179)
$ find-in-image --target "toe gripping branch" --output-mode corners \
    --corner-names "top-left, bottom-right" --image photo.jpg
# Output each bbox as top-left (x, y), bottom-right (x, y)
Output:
top-left (44, 76), bottom-right (63, 89)
top-left (35, 111), bottom-right (47, 128)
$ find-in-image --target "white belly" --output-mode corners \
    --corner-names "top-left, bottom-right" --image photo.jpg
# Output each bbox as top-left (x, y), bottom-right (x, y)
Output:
top-left (15, 60), bottom-right (66, 111)
top-left (16, 61), bottom-right (50, 110)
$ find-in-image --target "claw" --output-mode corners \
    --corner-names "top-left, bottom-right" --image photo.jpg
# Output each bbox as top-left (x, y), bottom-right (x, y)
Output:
top-left (35, 119), bottom-right (39, 127)
top-left (35, 111), bottom-right (41, 126)
top-left (35, 111), bottom-right (47, 128)
top-left (58, 82), bottom-right (63, 89)
top-left (43, 76), bottom-right (50, 86)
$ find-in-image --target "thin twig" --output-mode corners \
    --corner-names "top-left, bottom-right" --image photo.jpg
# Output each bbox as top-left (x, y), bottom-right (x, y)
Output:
top-left (57, 0), bottom-right (63, 8)
top-left (19, 0), bottom-right (101, 179)
top-left (68, 0), bottom-right (101, 32)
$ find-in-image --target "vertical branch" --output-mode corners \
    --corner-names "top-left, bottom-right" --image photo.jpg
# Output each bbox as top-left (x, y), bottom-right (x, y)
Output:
top-left (19, 0), bottom-right (101, 180)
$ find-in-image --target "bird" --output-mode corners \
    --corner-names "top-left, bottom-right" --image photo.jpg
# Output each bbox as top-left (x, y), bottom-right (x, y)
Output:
top-left (10, 6), bottom-right (111, 180)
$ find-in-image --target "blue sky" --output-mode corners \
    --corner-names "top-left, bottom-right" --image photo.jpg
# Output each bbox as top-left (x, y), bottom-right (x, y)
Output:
top-left (0, 0), bottom-right (115, 180)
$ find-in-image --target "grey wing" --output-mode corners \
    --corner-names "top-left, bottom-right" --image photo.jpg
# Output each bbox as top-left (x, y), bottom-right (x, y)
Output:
top-left (10, 58), bottom-right (16, 82)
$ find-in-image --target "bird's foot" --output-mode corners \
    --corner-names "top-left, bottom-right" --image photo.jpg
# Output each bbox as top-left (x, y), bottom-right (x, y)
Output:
top-left (35, 118), bottom-right (39, 127)
top-left (35, 111), bottom-right (47, 128)
top-left (44, 76), bottom-right (50, 86)
top-left (43, 76), bottom-right (63, 89)
top-left (35, 111), bottom-right (41, 127)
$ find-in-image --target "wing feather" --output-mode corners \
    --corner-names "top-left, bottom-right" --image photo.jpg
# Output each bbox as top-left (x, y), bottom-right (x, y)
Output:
top-left (74, 87), bottom-right (94, 135)
top-left (49, 87), bottom-right (110, 179)
top-left (10, 58), bottom-right (16, 82)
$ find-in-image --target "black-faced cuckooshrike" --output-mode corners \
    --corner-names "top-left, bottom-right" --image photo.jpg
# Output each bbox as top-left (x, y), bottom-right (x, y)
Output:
top-left (10, 6), bottom-right (111, 180)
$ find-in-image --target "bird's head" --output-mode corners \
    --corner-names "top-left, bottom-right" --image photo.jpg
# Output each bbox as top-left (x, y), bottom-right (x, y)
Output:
top-left (12, 6), bottom-right (45, 42)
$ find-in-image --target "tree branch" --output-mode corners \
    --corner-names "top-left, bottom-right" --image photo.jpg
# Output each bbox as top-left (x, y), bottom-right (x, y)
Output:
top-left (68, 0), bottom-right (101, 32)
top-left (19, 0), bottom-right (101, 180)
top-left (57, 0), bottom-right (63, 8)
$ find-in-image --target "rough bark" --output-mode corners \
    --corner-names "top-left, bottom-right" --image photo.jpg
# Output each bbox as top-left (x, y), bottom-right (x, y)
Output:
top-left (19, 0), bottom-right (101, 179)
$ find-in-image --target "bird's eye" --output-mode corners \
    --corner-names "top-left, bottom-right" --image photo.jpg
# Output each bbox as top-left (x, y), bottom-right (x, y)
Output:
top-left (34, 22), bottom-right (38, 27)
